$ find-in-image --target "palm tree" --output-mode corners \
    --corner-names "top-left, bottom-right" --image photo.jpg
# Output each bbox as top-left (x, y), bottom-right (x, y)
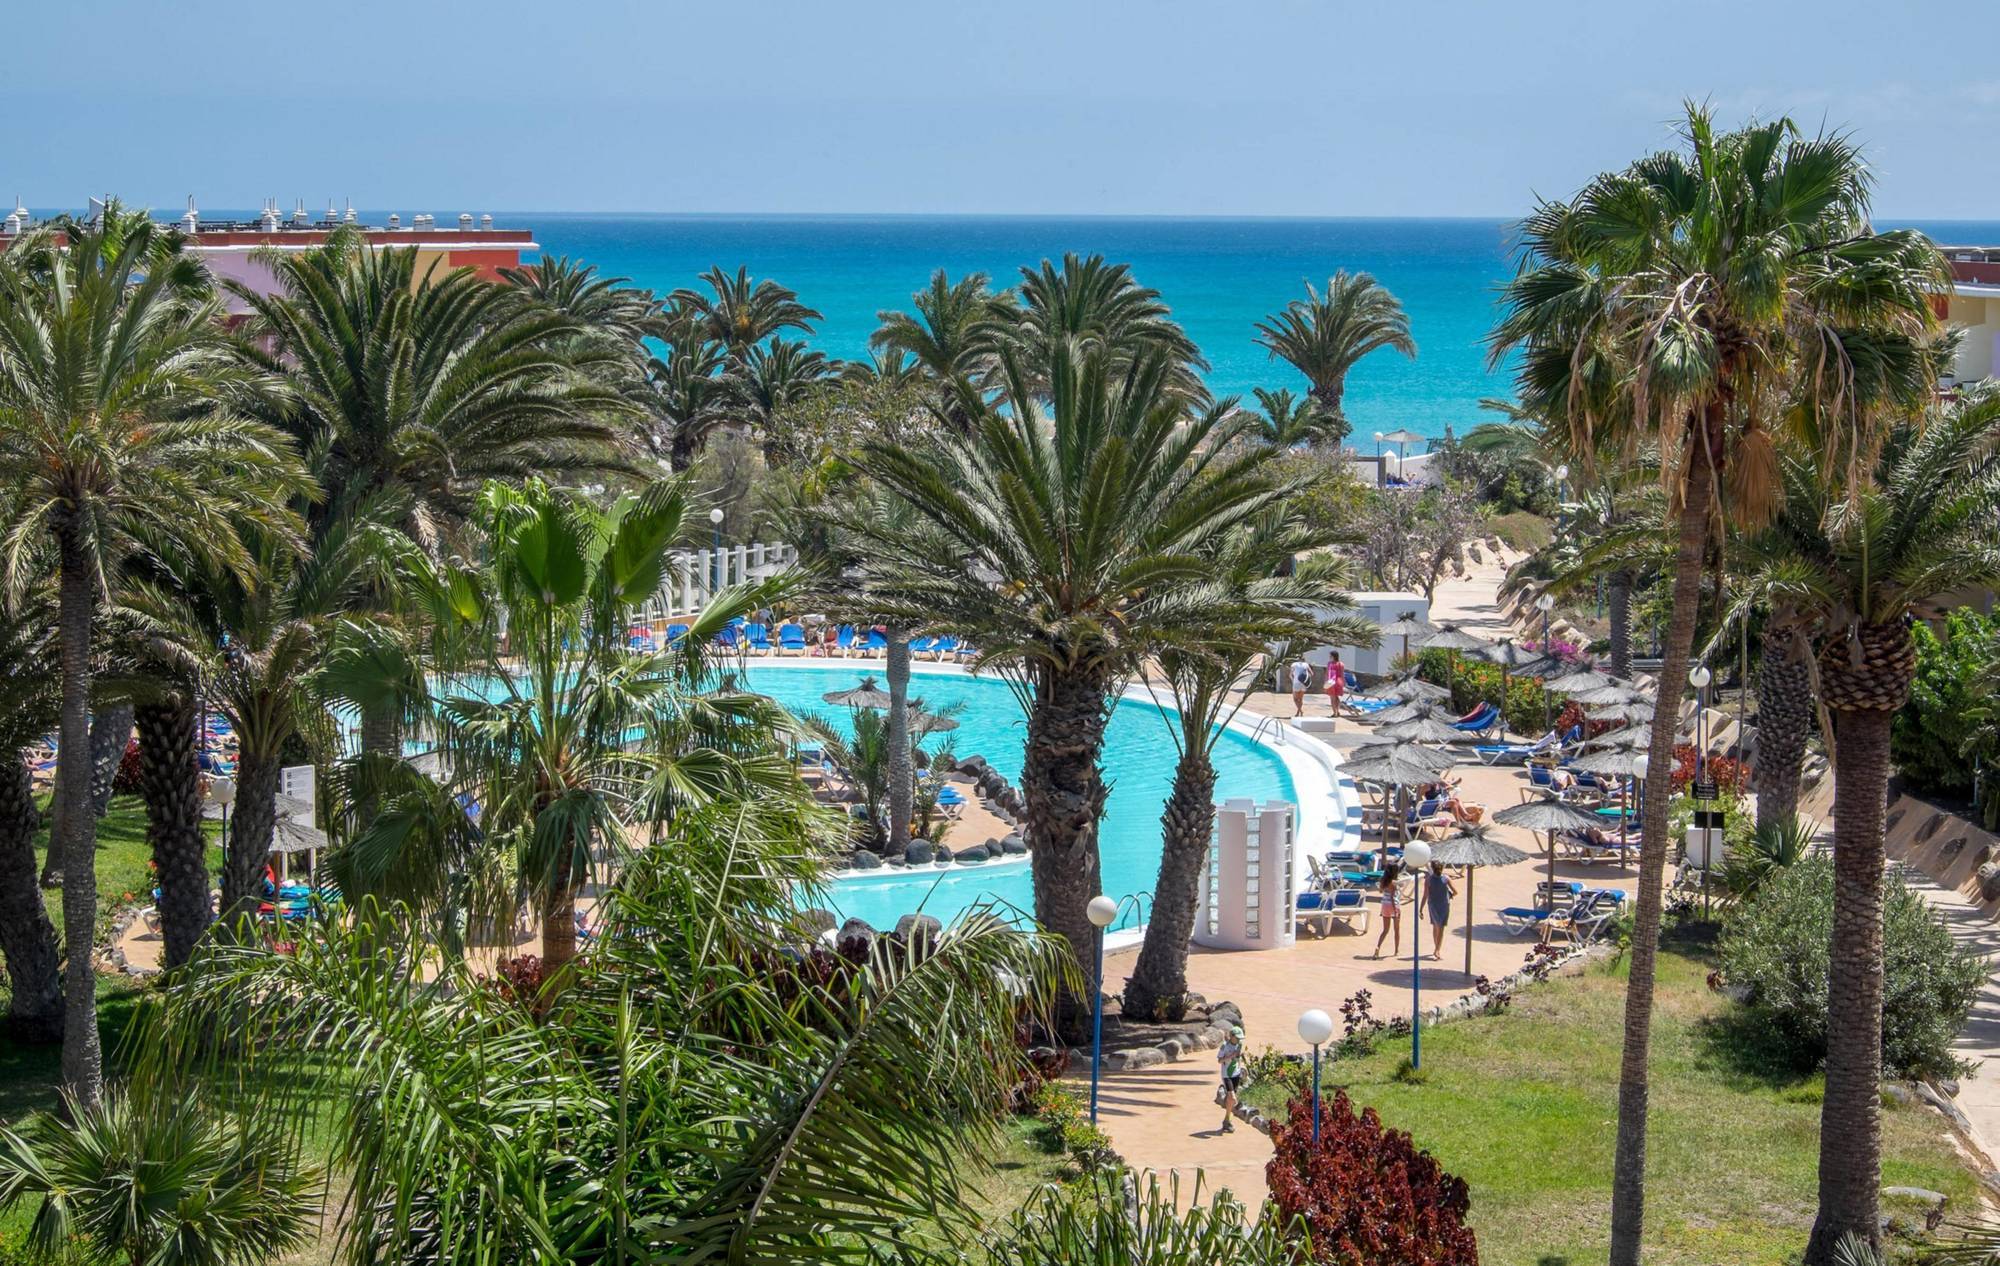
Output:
top-left (501, 252), bottom-right (662, 347)
top-left (1491, 107), bottom-right (1947, 1265)
top-left (1124, 529), bottom-right (1373, 1021)
top-left (872, 269), bottom-right (994, 428)
top-left (736, 338), bottom-right (837, 462)
top-left (130, 675), bottom-right (213, 968)
top-left (853, 341), bottom-right (1288, 1033)
top-left (0, 1089), bottom-right (322, 1266)
top-left (1753, 394), bottom-right (2000, 1260)
top-left (979, 254), bottom-right (1209, 404)
top-left (0, 208), bottom-right (306, 1108)
top-left (644, 335), bottom-right (733, 471)
top-left (670, 264), bottom-right (822, 361)
top-left (0, 588), bottom-right (61, 1042)
top-left (1247, 387), bottom-right (1340, 449)
top-left (1254, 272), bottom-right (1416, 438)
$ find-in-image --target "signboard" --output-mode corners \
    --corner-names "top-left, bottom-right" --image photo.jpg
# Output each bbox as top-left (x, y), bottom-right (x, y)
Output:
top-left (1692, 779), bottom-right (1719, 801)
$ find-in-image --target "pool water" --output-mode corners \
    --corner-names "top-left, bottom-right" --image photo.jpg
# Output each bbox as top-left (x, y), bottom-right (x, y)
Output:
top-left (739, 665), bottom-right (1295, 931)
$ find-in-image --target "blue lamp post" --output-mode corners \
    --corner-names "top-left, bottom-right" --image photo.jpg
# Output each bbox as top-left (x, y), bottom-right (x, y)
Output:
top-left (1403, 839), bottom-right (1433, 1069)
top-left (1086, 893), bottom-right (1119, 1123)
top-left (1297, 1008), bottom-right (1334, 1143)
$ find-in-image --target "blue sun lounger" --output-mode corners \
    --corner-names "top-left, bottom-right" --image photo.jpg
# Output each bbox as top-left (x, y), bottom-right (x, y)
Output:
top-left (778, 622), bottom-right (808, 653)
top-left (1297, 886), bottom-right (1369, 936)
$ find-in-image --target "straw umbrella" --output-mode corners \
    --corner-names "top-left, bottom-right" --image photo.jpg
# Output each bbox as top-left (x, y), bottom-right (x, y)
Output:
top-left (1377, 713), bottom-right (1472, 745)
top-left (1570, 682), bottom-right (1647, 706)
top-left (1492, 795), bottom-right (1605, 909)
top-left (822, 678), bottom-right (894, 709)
top-left (1379, 613), bottom-right (1435, 672)
top-left (1588, 700), bottom-right (1655, 726)
top-left (1544, 667), bottom-right (1624, 695)
top-left (1426, 829), bottom-right (1532, 974)
top-left (1419, 625), bottom-right (1489, 713)
top-left (1387, 676), bottom-right (1451, 703)
top-left (1567, 746), bottom-right (1651, 852)
top-left (1344, 741), bottom-right (1460, 841)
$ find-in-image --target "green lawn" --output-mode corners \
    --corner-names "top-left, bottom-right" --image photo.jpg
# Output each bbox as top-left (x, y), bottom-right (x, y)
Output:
top-left (1248, 937), bottom-right (1980, 1265)
top-left (25, 793), bottom-right (225, 945)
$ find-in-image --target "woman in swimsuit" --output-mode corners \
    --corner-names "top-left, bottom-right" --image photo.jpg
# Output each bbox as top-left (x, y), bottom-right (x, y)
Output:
top-left (1370, 862), bottom-right (1403, 959)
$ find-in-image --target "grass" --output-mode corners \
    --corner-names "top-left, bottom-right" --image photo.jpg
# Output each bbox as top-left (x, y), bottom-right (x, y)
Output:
top-left (1486, 510), bottom-right (1553, 552)
top-left (1246, 937), bottom-right (1981, 1265)
top-left (25, 792), bottom-right (224, 945)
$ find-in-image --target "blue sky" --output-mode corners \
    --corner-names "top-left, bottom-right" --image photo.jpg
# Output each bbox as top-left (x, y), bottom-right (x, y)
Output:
top-left (6, 0), bottom-right (1992, 218)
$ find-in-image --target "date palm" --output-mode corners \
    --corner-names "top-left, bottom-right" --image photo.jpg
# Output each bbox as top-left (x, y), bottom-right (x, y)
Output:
top-left (501, 252), bottom-right (662, 348)
top-left (871, 269), bottom-right (994, 428)
top-left (853, 341), bottom-right (1289, 1034)
top-left (644, 335), bottom-right (733, 471)
top-left (0, 208), bottom-right (306, 1108)
top-left (1247, 387), bottom-right (1338, 449)
top-left (1753, 393), bottom-right (2000, 1258)
top-left (0, 588), bottom-right (61, 1042)
top-left (978, 253), bottom-right (1208, 404)
top-left (670, 264), bottom-right (822, 361)
top-left (1124, 514), bottom-right (1373, 1020)
top-left (1254, 271), bottom-right (1416, 439)
top-left (1491, 106), bottom-right (1946, 1265)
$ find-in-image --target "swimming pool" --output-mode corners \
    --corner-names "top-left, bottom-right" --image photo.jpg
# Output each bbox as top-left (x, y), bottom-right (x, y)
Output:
top-left (738, 663), bottom-right (1302, 933)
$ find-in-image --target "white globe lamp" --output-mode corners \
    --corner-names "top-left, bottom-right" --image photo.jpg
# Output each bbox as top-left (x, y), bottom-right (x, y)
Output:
top-left (1085, 893), bottom-right (1119, 1124)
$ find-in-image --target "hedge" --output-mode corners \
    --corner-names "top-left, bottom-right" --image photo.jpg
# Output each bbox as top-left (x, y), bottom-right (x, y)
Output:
top-left (1412, 648), bottom-right (1564, 736)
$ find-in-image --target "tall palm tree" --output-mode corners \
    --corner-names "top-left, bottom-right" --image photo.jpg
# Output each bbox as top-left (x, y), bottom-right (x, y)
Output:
top-left (0, 588), bottom-right (61, 1042)
top-left (979, 254), bottom-right (1209, 404)
top-left (131, 675), bottom-right (212, 968)
top-left (1752, 395), bottom-right (2000, 1260)
top-left (736, 337), bottom-right (837, 461)
top-left (1124, 525), bottom-right (1373, 1021)
top-left (1254, 272), bottom-right (1416, 438)
top-left (1490, 107), bottom-right (1946, 1265)
top-left (1246, 387), bottom-right (1339, 449)
top-left (644, 335), bottom-right (733, 471)
top-left (501, 253), bottom-right (662, 348)
top-left (871, 269), bottom-right (993, 428)
top-left (0, 208), bottom-right (306, 1108)
top-left (853, 342), bottom-right (1287, 1033)
top-left (670, 264), bottom-right (822, 362)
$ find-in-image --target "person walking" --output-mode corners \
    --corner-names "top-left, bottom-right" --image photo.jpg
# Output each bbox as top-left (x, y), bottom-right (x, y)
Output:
top-left (1424, 860), bottom-right (1457, 961)
top-left (1322, 652), bottom-right (1346, 715)
top-left (1288, 657), bottom-right (1312, 717)
top-left (1216, 1023), bottom-right (1246, 1132)
top-left (1368, 863), bottom-right (1403, 959)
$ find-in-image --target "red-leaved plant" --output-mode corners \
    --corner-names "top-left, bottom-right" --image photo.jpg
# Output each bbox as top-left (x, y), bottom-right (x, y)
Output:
top-left (1266, 1089), bottom-right (1479, 1265)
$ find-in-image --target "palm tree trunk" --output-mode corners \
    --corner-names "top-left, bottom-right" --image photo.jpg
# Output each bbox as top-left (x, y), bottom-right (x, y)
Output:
top-left (136, 692), bottom-right (212, 968)
top-left (541, 861), bottom-right (578, 976)
top-left (1754, 623), bottom-right (1814, 836)
top-left (1607, 569), bottom-right (1633, 679)
top-left (221, 747), bottom-right (280, 924)
top-left (86, 703), bottom-right (131, 818)
top-left (1805, 622), bottom-right (1910, 1265)
top-left (1024, 663), bottom-right (1113, 1041)
top-left (885, 630), bottom-right (913, 854)
top-left (1123, 748), bottom-right (1216, 1023)
top-left (1608, 423), bottom-right (1716, 1266)
top-left (54, 530), bottom-right (104, 1109)
top-left (0, 750), bottom-right (62, 1042)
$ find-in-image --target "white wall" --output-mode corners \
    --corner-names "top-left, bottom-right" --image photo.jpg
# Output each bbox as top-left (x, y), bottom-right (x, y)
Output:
top-left (1307, 591), bottom-right (1429, 679)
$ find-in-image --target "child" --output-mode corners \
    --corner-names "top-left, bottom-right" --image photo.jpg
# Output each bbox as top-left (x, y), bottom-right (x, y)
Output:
top-left (1217, 1024), bottom-right (1246, 1132)
top-left (1369, 863), bottom-right (1404, 959)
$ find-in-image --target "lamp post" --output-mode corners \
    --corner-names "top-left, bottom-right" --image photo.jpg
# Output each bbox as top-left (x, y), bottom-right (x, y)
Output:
top-left (708, 506), bottom-right (725, 596)
top-left (1374, 431), bottom-right (1384, 484)
top-left (1404, 839), bottom-right (1432, 1069)
top-left (1086, 893), bottom-right (1118, 1123)
top-left (1535, 594), bottom-right (1555, 730)
top-left (1298, 1008), bottom-right (1334, 1143)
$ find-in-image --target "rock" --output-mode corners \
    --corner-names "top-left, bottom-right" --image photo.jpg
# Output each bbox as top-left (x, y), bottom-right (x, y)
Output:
top-left (1978, 842), bottom-right (1996, 869)
top-left (904, 841), bottom-right (934, 865)
top-left (956, 845), bottom-right (989, 863)
top-left (798, 908), bottom-right (838, 937)
top-left (847, 849), bottom-right (883, 870)
top-left (1126, 1046), bottom-right (1166, 1069)
top-left (1943, 835), bottom-right (1968, 860)
top-left (894, 913), bottom-right (944, 943)
top-left (1883, 1084), bottom-right (1918, 1107)
top-left (1939, 1078), bottom-right (1963, 1098)
top-left (1883, 1186), bottom-right (1947, 1205)
top-left (836, 918), bottom-right (876, 955)
top-left (1000, 834), bottom-right (1027, 855)
top-left (934, 844), bottom-right (955, 864)
top-left (1978, 861), bottom-right (2000, 902)
top-left (958, 755), bottom-right (988, 775)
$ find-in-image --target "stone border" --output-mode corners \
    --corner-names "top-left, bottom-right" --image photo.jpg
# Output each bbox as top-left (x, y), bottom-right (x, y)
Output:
top-left (103, 902), bottom-right (156, 977)
top-left (1062, 1000), bottom-right (1243, 1073)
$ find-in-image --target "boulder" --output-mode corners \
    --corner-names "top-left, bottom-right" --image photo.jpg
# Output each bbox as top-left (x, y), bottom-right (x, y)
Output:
top-left (836, 918), bottom-right (876, 955)
top-left (934, 844), bottom-right (955, 864)
top-left (847, 849), bottom-right (883, 870)
top-left (1000, 834), bottom-right (1027, 855)
top-left (798, 908), bottom-right (839, 937)
top-left (905, 841), bottom-right (935, 866)
top-left (1978, 861), bottom-right (2000, 903)
top-left (895, 913), bottom-right (944, 943)
top-left (956, 845), bottom-right (989, 863)
top-left (958, 755), bottom-right (989, 775)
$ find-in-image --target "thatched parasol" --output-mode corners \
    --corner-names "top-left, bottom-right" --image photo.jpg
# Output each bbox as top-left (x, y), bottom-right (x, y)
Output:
top-left (1544, 667), bottom-right (1623, 694)
top-left (1420, 625), bottom-right (1490, 653)
top-left (823, 677), bottom-right (894, 709)
top-left (1425, 829), bottom-right (1533, 974)
top-left (1346, 741), bottom-right (1460, 842)
top-left (1492, 795), bottom-right (1608, 908)
top-left (1379, 613), bottom-right (1436, 669)
top-left (1588, 700), bottom-right (1655, 725)
top-left (1377, 713), bottom-right (1470, 745)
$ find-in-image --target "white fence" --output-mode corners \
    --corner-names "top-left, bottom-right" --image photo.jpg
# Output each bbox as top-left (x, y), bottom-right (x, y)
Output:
top-left (637, 541), bottom-right (798, 624)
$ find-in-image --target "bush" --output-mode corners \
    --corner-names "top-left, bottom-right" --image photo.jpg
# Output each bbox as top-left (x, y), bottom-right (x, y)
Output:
top-left (1485, 510), bottom-right (1552, 551)
top-left (1718, 856), bottom-right (1987, 1080)
top-left (1266, 1090), bottom-right (1478, 1264)
top-left (1412, 648), bottom-right (1563, 736)
top-left (1894, 609), bottom-right (1998, 809)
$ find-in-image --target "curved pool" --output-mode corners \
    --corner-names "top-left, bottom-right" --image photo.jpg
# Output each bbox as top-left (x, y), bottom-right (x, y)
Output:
top-left (739, 664), bottom-right (1298, 932)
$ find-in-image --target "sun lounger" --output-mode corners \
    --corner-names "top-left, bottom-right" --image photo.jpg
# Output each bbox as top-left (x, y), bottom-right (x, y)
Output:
top-left (1452, 703), bottom-right (1501, 739)
top-left (909, 636), bottom-right (939, 657)
top-left (937, 786), bottom-right (967, 816)
top-left (927, 636), bottom-right (959, 661)
top-left (745, 623), bottom-right (772, 654)
top-left (834, 625), bottom-right (857, 655)
top-left (778, 623), bottom-right (808, 654)
top-left (1498, 906), bottom-right (1552, 936)
top-left (714, 625), bottom-right (740, 650)
top-left (858, 629), bottom-right (888, 656)
top-left (665, 623), bottom-right (690, 647)
top-left (1297, 886), bottom-right (1369, 936)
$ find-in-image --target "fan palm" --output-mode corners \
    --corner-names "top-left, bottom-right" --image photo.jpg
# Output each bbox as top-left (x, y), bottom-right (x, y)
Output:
top-left (1124, 524), bottom-right (1375, 1021)
top-left (871, 269), bottom-right (994, 429)
top-left (0, 1088), bottom-right (322, 1266)
top-left (852, 341), bottom-right (1289, 1033)
top-left (1491, 107), bottom-right (1947, 1265)
top-left (0, 207), bottom-right (307, 1108)
top-left (670, 264), bottom-right (822, 361)
top-left (0, 587), bottom-right (61, 1042)
top-left (1254, 271), bottom-right (1416, 438)
top-left (1749, 393), bottom-right (2000, 1258)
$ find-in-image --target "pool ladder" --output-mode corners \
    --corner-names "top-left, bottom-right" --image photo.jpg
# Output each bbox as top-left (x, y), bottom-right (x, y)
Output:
top-left (1248, 714), bottom-right (1289, 746)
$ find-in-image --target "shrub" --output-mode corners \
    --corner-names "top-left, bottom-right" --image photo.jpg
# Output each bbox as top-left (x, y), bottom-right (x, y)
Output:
top-left (1894, 609), bottom-right (1999, 813)
top-left (1266, 1090), bottom-right (1478, 1265)
top-left (1412, 649), bottom-right (1561, 736)
top-left (1028, 1083), bottom-right (1117, 1170)
top-left (1718, 856), bottom-right (1987, 1080)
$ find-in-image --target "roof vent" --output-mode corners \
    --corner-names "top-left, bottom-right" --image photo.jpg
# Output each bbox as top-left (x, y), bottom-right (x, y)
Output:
top-left (291, 199), bottom-right (309, 225)
top-left (387, 213), bottom-right (400, 228)
top-left (181, 195), bottom-right (198, 233)
top-left (479, 213), bottom-right (493, 230)
top-left (458, 212), bottom-right (473, 230)
top-left (343, 199), bottom-right (357, 224)
top-left (260, 199), bottom-right (279, 231)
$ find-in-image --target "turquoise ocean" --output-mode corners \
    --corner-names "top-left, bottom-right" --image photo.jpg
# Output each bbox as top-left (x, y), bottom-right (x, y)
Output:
top-left (525, 214), bottom-right (2000, 443)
